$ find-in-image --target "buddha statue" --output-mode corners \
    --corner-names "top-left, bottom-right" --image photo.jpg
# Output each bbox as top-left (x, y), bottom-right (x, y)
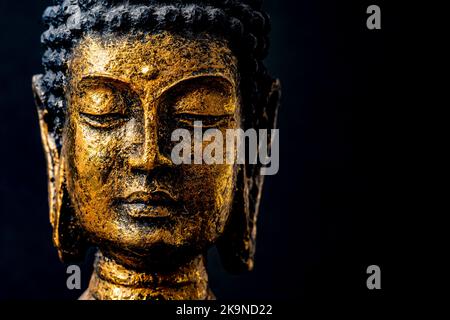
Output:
top-left (32, 0), bottom-right (280, 300)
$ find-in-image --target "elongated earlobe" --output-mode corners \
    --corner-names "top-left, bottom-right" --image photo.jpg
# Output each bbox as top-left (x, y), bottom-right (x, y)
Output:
top-left (33, 74), bottom-right (60, 227)
top-left (32, 74), bottom-right (87, 263)
top-left (53, 158), bottom-right (88, 263)
top-left (217, 78), bottom-right (281, 273)
top-left (216, 164), bottom-right (263, 273)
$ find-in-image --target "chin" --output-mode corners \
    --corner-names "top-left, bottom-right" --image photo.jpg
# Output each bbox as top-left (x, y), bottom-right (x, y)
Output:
top-left (100, 237), bottom-right (207, 270)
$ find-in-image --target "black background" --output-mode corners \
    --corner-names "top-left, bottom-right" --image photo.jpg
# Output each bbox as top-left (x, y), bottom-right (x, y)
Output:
top-left (0, 0), bottom-right (404, 304)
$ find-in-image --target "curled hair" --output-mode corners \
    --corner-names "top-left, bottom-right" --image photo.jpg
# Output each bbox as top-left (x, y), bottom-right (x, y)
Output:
top-left (38, 0), bottom-right (274, 148)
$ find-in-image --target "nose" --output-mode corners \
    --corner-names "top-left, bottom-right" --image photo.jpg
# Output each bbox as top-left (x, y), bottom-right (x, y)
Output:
top-left (128, 111), bottom-right (172, 172)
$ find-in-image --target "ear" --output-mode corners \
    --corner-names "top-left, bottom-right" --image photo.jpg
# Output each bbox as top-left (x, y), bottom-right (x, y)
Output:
top-left (216, 78), bottom-right (281, 273)
top-left (260, 79), bottom-right (281, 176)
top-left (32, 74), bottom-right (60, 228)
top-left (32, 74), bottom-right (87, 263)
top-left (264, 78), bottom-right (281, 131)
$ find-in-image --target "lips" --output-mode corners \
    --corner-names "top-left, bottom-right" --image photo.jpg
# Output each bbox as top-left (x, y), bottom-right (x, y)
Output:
top-left (116, 190), bottom-right (176, 218)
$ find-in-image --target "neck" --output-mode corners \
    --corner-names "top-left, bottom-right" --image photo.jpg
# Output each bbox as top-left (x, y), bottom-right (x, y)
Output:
top-left (80, 251), bottom-right (213, 300)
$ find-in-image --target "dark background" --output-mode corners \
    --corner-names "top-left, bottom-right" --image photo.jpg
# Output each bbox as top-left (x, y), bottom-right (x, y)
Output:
top-left (0, 0), bottom-right (404, 304)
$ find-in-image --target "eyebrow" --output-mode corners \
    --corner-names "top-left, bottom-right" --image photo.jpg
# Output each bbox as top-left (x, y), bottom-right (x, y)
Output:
top-left (77, 74), bottom-right (236, 103)
top-left (159, 75), bottom-right (235, 97)
top-left (78, 74), bottom-right (132, 90)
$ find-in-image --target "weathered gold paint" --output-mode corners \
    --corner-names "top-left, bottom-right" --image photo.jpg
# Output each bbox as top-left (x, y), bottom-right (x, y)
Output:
top-left (36, 31), bottom-right (247, 299)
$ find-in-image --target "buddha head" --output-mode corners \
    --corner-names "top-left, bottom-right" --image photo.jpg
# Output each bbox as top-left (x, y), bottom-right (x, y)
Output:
top-left (32, 0), bottom-right (280, 297)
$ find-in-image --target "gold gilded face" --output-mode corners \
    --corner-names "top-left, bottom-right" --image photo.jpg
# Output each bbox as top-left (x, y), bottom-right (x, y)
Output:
top-left (63, 31), bottom-right (241, 267)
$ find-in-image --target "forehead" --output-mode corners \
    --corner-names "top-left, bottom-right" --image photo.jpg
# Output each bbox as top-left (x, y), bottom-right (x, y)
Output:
top-left (68, 31), bottom-right (239, 95)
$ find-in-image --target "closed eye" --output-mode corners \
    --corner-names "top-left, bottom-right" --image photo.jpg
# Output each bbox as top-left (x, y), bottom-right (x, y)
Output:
top-left (175, 113), bottom-right (233, 128)
top-left (80, 112), bottom-right (128, 129)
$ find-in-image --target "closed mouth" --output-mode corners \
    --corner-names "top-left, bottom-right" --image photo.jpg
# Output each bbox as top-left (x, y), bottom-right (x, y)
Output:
top-left (116, 190), bottom-right (177, 218)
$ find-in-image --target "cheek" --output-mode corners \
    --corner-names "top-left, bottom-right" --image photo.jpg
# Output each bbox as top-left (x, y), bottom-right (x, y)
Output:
top-left (180, 163), bottom-right (236, 238)
top-left (75, 129), bottom-right (118, 184)
top-left (66, 121), bottom-right (128, 208)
